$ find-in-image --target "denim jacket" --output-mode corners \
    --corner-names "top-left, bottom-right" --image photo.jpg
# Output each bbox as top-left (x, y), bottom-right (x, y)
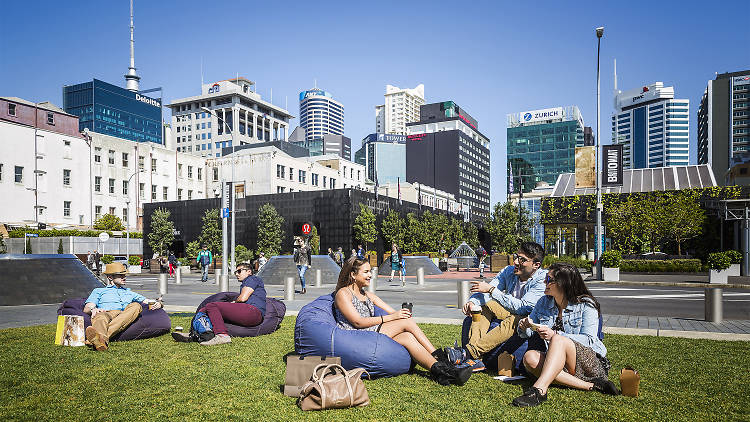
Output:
top-left (468, 265), bottom-right (547, 316)
top-left (519, 295), bottom-right (606, 357)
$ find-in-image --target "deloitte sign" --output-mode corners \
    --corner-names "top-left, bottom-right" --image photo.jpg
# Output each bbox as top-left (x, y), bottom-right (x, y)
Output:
top-left (520, 107), bottom-right (563, 124)
top-left (135, 93), bottom-right (161, 108)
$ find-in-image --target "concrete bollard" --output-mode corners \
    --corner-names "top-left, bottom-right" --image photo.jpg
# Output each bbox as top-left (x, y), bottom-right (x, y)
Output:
top-left (367, 269), bottom-right (377, 293)
top-left (285, 277), bottom-right (295, 301)
top-left (220, 274), bottom-right (229, 292)
top-left (215, 270), bottom-right (221, 285)
top-left (175, 269), bottom-right (182, 285)
top-left (158, 273), bottom-right (168, 295)
top-left (315, 269), bottom-right (322, 288)
top-left (417, 267), bottom-right (425, 286)
top-left (705, 288), bottom-right (723, 323)
top-left (457, 280), bottom-right (472, 309)
top-left (371, 267), bottom-right (378, 289)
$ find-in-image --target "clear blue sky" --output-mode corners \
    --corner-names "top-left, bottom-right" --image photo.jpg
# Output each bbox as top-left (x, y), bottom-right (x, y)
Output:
top-left (2, 0), bottom-right (747, 205)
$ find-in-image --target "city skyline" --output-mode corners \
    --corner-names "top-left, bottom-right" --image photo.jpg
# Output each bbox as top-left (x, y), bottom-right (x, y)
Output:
top-left (1, 0), bottom-right (747, 206)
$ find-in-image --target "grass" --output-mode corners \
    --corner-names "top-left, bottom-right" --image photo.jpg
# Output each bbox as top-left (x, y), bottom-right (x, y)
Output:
top-left (1, 317), bottom-right (748, 422)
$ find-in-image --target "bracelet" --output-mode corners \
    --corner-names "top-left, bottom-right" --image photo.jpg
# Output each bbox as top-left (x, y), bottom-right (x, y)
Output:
top-left (488, 286), bottom-right (495, 295)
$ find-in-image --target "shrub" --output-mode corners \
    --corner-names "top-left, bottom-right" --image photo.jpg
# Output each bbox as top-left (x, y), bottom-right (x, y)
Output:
top-left (600, 250), bottom-right (622, 268)
top-left (9, 229), bottom-right (141, 238)
top-left (101, 255), bottom-right (114, 265)
top-left (619, 259), bottom-right (702, 273)
top-left (57, 239), bottom-right (64, 254)
top-left (707, 252), bottom-right (731, 271)
top-left (128, 256), bottom-right (141, 266)
top-left (177, 257), bottom-right (191, 267)
top-left (542, 255), bottom-right (592, 271)
top-left (725, 250), bottom-right (743, 265)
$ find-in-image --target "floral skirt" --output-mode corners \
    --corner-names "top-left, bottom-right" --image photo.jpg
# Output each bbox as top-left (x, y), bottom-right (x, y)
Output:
top-left (564, 340), bottom-right (611, 382)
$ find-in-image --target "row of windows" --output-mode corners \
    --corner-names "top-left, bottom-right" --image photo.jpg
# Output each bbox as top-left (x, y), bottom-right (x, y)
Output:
top-left (3, 102), bottom-right (54, 123)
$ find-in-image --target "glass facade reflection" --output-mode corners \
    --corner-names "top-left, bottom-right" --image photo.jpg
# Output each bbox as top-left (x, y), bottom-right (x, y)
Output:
top-left (63, 79), bottom-right (162, 144)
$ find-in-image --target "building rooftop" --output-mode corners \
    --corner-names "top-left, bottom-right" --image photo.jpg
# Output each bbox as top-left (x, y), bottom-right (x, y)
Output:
top-left (551, 165), bottom-right (717, 197)
top-left (1, 97), bottom-right (75, 116)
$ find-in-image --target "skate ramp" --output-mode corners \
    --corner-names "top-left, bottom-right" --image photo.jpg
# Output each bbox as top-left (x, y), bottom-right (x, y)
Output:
top-left (0, 254), bottom-right (103, 306)
top-left (378, 256), bottom-right (442, 276)
top-left (256, 255), bottom-right (342, 285)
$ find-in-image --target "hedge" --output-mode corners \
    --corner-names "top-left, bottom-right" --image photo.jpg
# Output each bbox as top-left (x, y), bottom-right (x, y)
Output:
top-left (619, 259), bottom-right (702, 273)
top-left (8, 229), bottom-right (142, 239)
top-left (542, 255), bottom-right (592, 271)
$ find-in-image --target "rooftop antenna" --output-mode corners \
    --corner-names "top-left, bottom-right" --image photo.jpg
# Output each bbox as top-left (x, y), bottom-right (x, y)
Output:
top-left (124, 0), bottom-right (141, 92)
top-left (271, 88), bottom-right (273, 104)
top-left (285, 95), bottom-right (288, 110)
top-left (200, 56), bottom-right (204, 86)
top-left (314, 78), bottom-right (317, 89)
top-left (613, 58), bottom-right (618, 92)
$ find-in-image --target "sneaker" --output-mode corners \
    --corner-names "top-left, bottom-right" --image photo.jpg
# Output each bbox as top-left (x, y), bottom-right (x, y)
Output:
top-left (512, 386), bottom-right (547, 407)
top-left (401, 279), bottom-right (405, 287)
top-left (592, 378), bottom-right (621, 395)
top-left (444, 343), bottom-right (469, 366)
top-left (171, 332), bottom-right (193, 343)
top-left (200, 334), bottom-right (231, 346)
top-left (456, 358), bottom-right (486, 372)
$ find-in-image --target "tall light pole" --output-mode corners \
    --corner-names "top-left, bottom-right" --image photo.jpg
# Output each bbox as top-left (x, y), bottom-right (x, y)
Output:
top-left (201, 106), bottom-right (236, 273)
top-left (595, 26), bottom-right (604, 280)
top-left (125, 170), bottom-right (143, 266)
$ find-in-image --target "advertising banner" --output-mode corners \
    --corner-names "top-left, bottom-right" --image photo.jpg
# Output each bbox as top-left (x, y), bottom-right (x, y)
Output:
top-left (602, 144), bottom-right (624, 186)
top-left (575, 146), bottom-right (596, 188)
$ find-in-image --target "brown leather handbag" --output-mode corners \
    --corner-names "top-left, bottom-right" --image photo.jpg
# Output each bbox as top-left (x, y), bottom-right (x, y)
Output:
top-left (297, 364), bottom-right (370, 411)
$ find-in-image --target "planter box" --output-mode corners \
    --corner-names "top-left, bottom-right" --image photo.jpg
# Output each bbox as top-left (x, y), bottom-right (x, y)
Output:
top-left (179, 266), bottom-right (191, 274)
top-left (491, 254), bottom-right (510, 272)
top-left (602, 267), bottom-right (620, 282)
top-left (727, 264), bottom-right (741, 277)
top-left (128, 265), bottom-right (142, 274)
top-left (709, 269), bottom-right (729, 284)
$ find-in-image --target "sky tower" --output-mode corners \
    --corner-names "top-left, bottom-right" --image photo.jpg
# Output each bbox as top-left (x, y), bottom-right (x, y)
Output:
top-left (124, 0), bottom-right (140, 92)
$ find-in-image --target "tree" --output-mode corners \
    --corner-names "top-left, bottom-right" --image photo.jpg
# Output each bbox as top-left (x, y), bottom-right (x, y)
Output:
top-left (185, 240), bottom-right (201, 259)
top-left (464, 221), bottom-right (480, 250)
top-left (445, 217), bottom-right (465, 252)
top-left (485, 202), bottom-right (532, 254)
top-left (380, 210), bottom-right (405, 249)
top-left (147, 208), bottom-right (174, 256)
top-left (403, 212), bottom-right (423, 253)
top-left (93, 214), bottom-right (125, 231)
top-left (234, 244), bottom-right (254, 263)
top-left (257, 203), bottom-right (284, 256)
top-left (353, 203), bottom-right (377, 251)
top-left (0, 237), bottom-right (6, 254)
top-left (662, 195), bottom-right (705, 256)
top-left (198, 209), bottom-right (221, 255)
top-left (57, 239), bottom-right (64, 254)
top-left (309, 226), bottom-right (320, 255)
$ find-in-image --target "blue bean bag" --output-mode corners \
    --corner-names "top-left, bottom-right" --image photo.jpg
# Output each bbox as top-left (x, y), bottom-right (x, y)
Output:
top-left (57, 298), bottom-right (171, 341)
top-left (294, 293), bottom-right (412, 378)
top-left (196, 292), bottom-right (286, 337)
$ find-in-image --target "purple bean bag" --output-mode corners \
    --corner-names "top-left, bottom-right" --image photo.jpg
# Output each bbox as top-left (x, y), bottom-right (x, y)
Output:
top-left (57, 298), bottom-right (171, 341)
top-left (196, 292), bottom-right (286, 337)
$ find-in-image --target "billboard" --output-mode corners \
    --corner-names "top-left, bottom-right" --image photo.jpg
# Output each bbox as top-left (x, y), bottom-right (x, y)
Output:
top-left (520, 107), bottom-right (564, 124)
top-left (575, 146), bottom-right (596, 188)
top-left (602, 144), bottom-right (624, 186)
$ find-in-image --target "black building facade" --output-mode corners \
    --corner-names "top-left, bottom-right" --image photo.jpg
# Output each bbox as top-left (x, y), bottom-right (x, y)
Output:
top-left (143, 188), bottom-right (467, 261)
top-left (406, 101), bottom-right (491, 220)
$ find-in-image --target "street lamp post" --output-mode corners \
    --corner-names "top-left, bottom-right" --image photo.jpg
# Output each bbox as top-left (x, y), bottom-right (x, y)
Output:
top-left (595, 26), bottom-right (604, 280)
top-left (125, 170), bottom-right (143, 267)
top-left (201, 106), bottom-right (236, 274)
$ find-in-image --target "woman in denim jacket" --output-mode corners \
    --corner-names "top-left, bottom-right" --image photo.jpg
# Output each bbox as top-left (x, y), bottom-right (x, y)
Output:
top-left (512, 262), bottom-right (620, 407)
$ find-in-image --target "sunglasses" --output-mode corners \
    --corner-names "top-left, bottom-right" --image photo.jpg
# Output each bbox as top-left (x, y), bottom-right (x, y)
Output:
top-left (234, 268), bottom-right (250, 274)
top-left (513, 254), bottom-right (531, 265)
top-left (545, 274), bottom-right (557, 285)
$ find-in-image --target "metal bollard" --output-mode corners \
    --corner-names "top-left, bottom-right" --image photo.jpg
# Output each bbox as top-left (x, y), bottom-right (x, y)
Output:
top-left (174, 268), bottom-right (182, 285)
top-left (457, 280), bottom-right (471, 309)
top-left (315, 269), bottom-right (322, 288)
top-left (158, 273), bottom-right (168, 295)
top-left (417, 267), bottom-right (425, 286)
top-left (285, 277), bottom-right (295, 301)
top-left (215, 270), bottom-right (221, 285)
top-left (220, 274), bottom-right (229, 292)
top-left (705, 288), bottom-right (723, 323)
top-left (367, 270), bottom-right (377, 293)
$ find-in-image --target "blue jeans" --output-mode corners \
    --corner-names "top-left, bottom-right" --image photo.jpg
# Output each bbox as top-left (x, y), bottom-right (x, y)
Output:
top-left (297, 265), bottom-right (308, 289)
top-left (202, 264), bottom-right (210, 282)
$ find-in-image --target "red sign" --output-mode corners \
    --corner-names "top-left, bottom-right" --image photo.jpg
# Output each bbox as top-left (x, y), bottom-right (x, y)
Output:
top-left (407, 133), bottom-right (427, 141)
top-left (302, 223), bottom-right (312, 235)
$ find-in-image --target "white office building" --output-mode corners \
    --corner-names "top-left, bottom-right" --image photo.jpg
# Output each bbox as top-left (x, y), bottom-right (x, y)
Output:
top-left (376, 181), bottom-right (467, 219)
top-left (612, 82), bottom-right (689, 169)
top-left (168, 77), bottom-right (293, 158)
top-left (298, 88), bottom-right (344, 145)
top-left (375, 84), bottom-right (425, 135)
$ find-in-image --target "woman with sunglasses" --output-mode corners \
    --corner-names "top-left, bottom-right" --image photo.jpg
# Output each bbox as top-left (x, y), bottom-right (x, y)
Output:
top-left (197, 262), bottom-right (267, 346)
top-left (512, 262), bottom-right (619, 407)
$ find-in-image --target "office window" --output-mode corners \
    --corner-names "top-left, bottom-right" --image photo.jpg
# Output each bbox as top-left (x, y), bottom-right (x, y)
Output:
top-left (357, 170), bottom-right (361, 180)
top-left (123, 180), bottom-right (129, 195)
top-left (63, 201), bottom-right (71, 217)
top-left (178, 189), bottom-right (183, 200)
top-left (8, 103), bottom-right (16, 116)
top-left (163, 186), bottom-right (168, 200)
top-left (138, 155), bottom-right (144, 170)
top-left (0, 163), bottom-right (3, 181)
top-left (122, 208), bottom-right (128, 225)
top-left (47, 112), bottom-right (54, 125)
top-left (109, 206), bottom-right (115, 215)
top-left (299, 170), bottom-right (306, 183)
top-left (188, 190), bottom-right (193, 200)
top-left (94, 147), bottom-right (101, 163)
top-left (197, 168), bottom-right (202, 180)
top-left (151, 185), bottom-right (157, 200)
top-left (212, 167), bottom-right (219, 181)
top-left (178, 163), bottom-right (183, 177)
top-left (122, 152), bottom-right (129, 167)
top-left (108, 178), bottom-right (115, 194)
top-left (108, 150), bottom-right (115, 165)
top-left (289, 168), bottom-right (294, 181)
top-left (322, 176), bottom-right (327, 188)
top-left (139, 183), bottom-right (145, 199)
top-left (311, 173), bottom-right (318, 186)
top-left (277, 165), bottom-right (285, 178)
top-left (188, 166), bottom-right (193, 178)
top-left (151, 158), bottom-right (157, 173)
top-left (277, 186), bottom-right (285, 193)
top-left (94, 176), bottom-right (101, 192)
top-left (330, 178), bottom-right (336, 189)
top-left (95, 206), bottom-right (102, 220)
top-left (63, 169), bottom-right (71, 185)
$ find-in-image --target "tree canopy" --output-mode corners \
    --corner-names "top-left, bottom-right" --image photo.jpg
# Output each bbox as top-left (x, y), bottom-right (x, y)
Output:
top-left (147, 208), bottom-right (174, 255)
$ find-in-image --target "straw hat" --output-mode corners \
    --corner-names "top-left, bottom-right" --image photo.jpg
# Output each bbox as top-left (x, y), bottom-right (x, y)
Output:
top-left (103, 262), bottom-right (128, 275)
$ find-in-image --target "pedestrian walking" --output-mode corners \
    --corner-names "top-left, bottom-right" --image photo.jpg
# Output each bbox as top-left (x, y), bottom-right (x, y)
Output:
top-left (197, 244), bottom-right (213, 282)
top-left (293, 237), bottom-right (311, 294)
top-left (93, 250), bottom-right (101, 276)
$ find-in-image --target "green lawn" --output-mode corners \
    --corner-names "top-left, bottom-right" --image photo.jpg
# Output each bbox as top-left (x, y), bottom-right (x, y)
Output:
top-left (1, 316), bottom-right (748, 422)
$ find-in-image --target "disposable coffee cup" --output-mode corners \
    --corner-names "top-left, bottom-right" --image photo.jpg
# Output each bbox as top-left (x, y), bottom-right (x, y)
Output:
top-left (470, 303), bottom-right (481, 322)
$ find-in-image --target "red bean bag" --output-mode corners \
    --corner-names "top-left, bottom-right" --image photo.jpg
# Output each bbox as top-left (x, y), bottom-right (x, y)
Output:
top-left (57, 298), bottom-right (171, 341)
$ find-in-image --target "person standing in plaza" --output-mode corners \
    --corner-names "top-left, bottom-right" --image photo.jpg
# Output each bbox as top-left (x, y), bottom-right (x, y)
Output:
top-left (168, 251), bottom-right (177, 278)
top-left (257, 252), bottom-right (267, 271)
top-left (388, 243), bottom-right (405, 286)
top-left (294, 237), bottom-right (311, 294)
top-left (334, 247), bottom-right (345, 267)
top-left (357, 244), bottom-right (366, 260)
top-left (93, 250), bottom-right (101, 276)
top-left (86, 251), bottom-right (94, 272)
top-left (197, 244), bottom-right (213, 283)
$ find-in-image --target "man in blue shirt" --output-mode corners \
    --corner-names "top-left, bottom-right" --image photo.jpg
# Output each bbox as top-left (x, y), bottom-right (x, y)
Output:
top-left (356, 245), bottom-right (365, 260)
top-left (197, 244), bottom-right (213, 283)
top-left (446, 242), bottom-right (547, 371)
top-left (83, 263), bottom-right (162, 351)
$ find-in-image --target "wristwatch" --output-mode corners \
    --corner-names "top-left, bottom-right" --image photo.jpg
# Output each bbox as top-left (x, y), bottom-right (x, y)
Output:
top-left (488, 286), bottom-right (495, 295)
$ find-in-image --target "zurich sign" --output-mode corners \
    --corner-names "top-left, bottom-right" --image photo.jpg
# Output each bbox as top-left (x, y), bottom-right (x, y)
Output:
top-left (523, 113), bottom-right (532, 121)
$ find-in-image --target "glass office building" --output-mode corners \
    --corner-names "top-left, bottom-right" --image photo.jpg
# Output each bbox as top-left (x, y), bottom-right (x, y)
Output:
top-left (63, 79), bottom-right (163, 144)
top-left (299, 88), bottom-right (344, 143)
top-left (506, 106), bottom-right (584, 193)
top-left (354, 133), bottom-right (406, 184)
